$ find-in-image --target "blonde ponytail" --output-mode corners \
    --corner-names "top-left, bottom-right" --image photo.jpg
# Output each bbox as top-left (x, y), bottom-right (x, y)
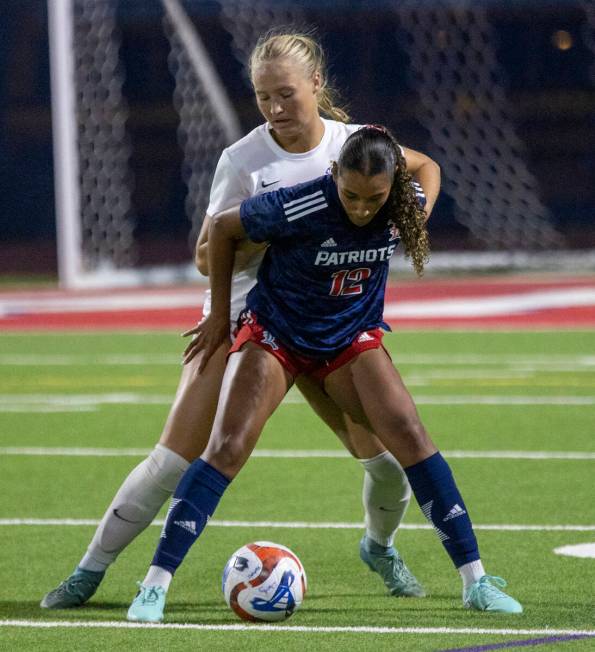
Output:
top-left (317, 87), bottom-right (350, 123)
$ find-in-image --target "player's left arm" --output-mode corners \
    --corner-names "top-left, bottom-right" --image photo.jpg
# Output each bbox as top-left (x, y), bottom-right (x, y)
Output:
top-left (402, 147), bottom-right (441, 220)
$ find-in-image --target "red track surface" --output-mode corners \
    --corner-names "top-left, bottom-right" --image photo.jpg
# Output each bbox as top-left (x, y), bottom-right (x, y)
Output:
top-left (1, 276), bottom-right (594, 330)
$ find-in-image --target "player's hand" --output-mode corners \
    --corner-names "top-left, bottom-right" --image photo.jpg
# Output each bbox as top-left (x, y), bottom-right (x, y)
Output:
top-left (181, 314), bottom-right (230, 371)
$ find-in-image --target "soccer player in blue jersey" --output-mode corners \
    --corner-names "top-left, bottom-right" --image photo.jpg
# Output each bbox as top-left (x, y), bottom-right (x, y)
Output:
top-left (127, 125), bottom-right (522, 622)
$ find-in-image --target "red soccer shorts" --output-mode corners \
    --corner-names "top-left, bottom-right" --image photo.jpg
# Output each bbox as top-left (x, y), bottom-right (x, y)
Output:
top-left (228, 311), bottom-right (388, 381)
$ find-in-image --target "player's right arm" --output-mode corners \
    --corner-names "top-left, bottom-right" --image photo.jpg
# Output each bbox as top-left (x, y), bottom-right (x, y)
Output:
top-left (195, 213), bottom-right (267, 277)
top-left (186, 207), bottom-right (247, 370)
top-left (195, 214), bottom-right (211, 275)
top-left (186, 187), bottom-right (292, 368)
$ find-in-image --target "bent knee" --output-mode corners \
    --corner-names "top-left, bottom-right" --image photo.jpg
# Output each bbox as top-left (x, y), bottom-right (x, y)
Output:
top-left (387, 412), bottom-right (428, 442)
top-left (203, 434), bottom-right (249, 478)
top-left (387, 413), bottom-right (436, 461)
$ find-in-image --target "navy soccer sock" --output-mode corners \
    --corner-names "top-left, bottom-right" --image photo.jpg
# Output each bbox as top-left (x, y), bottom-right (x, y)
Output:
top-left (152, 458), bottom-right (230, 574)
top-left (404, 451), bottom-right (480, 568)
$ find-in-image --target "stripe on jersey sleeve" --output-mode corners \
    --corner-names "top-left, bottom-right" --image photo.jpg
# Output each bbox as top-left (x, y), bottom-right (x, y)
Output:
top-left (283, 190), bottom-right (323, 209)
top-left (283, 190), bottom-right (328, 223)
top-left (411, 181), bottom-right (426, 206)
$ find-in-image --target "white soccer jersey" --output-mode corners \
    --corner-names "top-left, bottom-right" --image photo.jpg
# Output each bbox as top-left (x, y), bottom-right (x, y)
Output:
top-left (203, 118), bottom-right (362, 321)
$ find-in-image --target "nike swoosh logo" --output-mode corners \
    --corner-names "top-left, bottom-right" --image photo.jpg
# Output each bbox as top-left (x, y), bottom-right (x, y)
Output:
top-left (113, 508), bottom-right (142, 524)
top-left (378, 506), bottom-right (402, 512)
top-left (261, 179), bottom-right (280, 188)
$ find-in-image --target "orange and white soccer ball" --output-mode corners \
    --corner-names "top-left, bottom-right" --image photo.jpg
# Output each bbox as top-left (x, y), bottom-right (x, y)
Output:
top-left (222, 541), bottom-right (307, 622)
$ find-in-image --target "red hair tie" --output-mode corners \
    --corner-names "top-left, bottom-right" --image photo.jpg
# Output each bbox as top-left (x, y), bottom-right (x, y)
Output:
top-left (362, 124), bottom-right (388, 134)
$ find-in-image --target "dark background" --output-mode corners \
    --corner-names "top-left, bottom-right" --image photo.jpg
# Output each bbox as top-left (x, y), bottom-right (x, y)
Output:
top-left (1, 0), bottom-right (594, 274)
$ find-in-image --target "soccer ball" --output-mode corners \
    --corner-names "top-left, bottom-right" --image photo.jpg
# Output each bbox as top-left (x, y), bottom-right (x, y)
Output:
top-left (222, 541), bottom-right (307, 622)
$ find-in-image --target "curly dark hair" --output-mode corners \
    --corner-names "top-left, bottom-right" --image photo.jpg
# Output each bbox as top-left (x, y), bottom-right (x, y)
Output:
top-left (337, 125), bottom-right (430, 276)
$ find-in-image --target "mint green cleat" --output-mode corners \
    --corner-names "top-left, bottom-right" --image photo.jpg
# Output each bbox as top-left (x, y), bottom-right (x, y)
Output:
top-left (127, 583), bottom-right (167, 623)
top-left (40, 567), bottom-right (105, 609)
top-left (359, 536), bottom-right (426, 597)
top-left (464, 575), bottom-right (523, 613)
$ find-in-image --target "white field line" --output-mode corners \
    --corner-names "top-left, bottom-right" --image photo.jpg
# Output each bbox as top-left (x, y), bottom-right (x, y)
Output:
top-left (2, 393), bottom-right (595, 410)
top-left (1, 447), bottom-right (595, 461)
top-left (1, 620), bottom-right (595, 636)
top-left (554, 543), bottom-right (595, 558)
top-left (0, 354), bottom-right (178, 365)
top-left (0, 406), bottom-right (96, 413)
top-left (2, 353), bottom-right (595, 368)
top-left (390, 354), bottom-right (595, 366)
top-left (411, 396), bottom-right (595, 405)
top-left (1, 518), bottom-right (594, 532)
top-left (0, 394), bottom-right (174, 409)
top-left (0, 290), bottom-right (206, 317)
top-left (2, 286), bottom-right (594, 318)
top-left (383, 288), bottom-right (595, 318)
top-left (407, 369), bottom-right (535, 380)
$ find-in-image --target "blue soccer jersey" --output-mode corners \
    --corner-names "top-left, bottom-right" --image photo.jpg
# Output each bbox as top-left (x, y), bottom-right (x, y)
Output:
top-left (240, 174), bottom-right (425, 358)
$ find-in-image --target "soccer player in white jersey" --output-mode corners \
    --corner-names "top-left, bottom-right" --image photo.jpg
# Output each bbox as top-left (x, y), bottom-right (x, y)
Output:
top-left (41, 31), bottom-right (440, 610)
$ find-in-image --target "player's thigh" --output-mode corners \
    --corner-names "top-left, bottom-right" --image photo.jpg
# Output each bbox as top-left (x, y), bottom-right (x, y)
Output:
top-left (321, 364), bottom-right (370, 427)
top-left (343, 417), bottom-right (389, 459)
top-left (325, 349), bottom-right (435, 466)
top-left (159, 343), bottom-right (229, 462)
top-left (349, 349), bottom-right (436, 465)
top-left (295, 374), bottom-right (387, 459)
top-left (204, 342), bottom-right (293, 478)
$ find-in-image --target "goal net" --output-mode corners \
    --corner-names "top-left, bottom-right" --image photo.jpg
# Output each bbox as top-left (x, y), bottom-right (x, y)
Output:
top-left (49, 0), bottom-right (308, 288)
top-left (50, 0), bottom-right (243, 288)
top-left (49, 0), bottom-right (590, 288)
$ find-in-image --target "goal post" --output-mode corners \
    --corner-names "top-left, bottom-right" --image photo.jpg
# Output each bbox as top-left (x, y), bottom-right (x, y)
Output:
top-left (48, 0), bottom-right (83, 289)
top-left (48, 0), bottom-right (242, 289)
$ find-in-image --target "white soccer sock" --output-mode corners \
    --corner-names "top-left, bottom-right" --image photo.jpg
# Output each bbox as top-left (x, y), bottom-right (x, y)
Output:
top-left (458, 560), bottom-right (486, 589)
top-left (360, 450), bottom-right (412, 548)
top-left (79, 444), bottom-right (190, 572)
top-left (143, 565), bottom-right (173, 591)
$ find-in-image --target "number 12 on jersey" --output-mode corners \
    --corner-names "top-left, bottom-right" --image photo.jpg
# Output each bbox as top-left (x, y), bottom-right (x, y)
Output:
top-left (329, 268), bottom-right (372, 296)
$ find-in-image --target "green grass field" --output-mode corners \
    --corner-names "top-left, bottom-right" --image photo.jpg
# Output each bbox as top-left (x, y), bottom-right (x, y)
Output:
top-left (1, 330), bottom-right (594, 651)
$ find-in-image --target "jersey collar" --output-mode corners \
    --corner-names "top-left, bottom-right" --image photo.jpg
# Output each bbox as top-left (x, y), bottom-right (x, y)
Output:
top-left (263, 118), bottom-right (331, 160)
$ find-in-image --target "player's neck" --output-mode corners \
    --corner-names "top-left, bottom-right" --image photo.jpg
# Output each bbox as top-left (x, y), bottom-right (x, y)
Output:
top-left (271, 117), bottom-right (325, 154)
